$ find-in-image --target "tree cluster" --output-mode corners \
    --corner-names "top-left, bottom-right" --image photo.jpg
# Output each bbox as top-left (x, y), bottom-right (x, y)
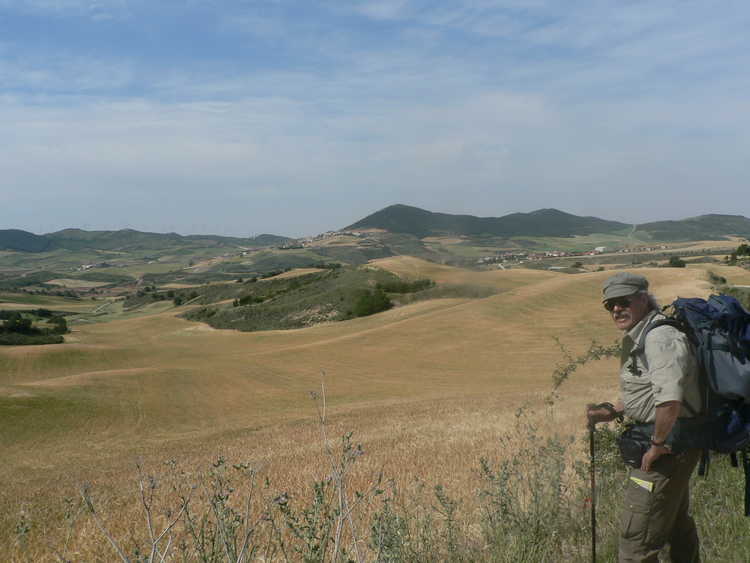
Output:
top-left (667, 256), bottom-right (687, 268)
top-left (728, 243), bottom-right (750, 265)
top-left (0, 311), bottom-right (67, 345)
top-left (352, 288), bottom-right (392, 317)
top-left (376, 278), bottom-right (435, 294)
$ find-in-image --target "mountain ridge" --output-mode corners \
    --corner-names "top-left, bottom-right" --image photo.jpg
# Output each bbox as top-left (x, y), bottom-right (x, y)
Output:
top-left (345, 204), bottom-right (750, 241)
top-left (3, 205), bottom-right (750, 254)
top-left (345, 204), bottom-right (631, 238)
top-left (0, 228), bottom-right (292, 253)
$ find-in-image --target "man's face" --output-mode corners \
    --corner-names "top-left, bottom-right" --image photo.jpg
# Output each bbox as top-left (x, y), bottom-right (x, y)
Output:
top-left (605, 292), bottom-right (650, 331)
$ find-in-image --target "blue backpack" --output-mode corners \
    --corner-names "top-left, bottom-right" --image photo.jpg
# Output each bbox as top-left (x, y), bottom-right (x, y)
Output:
top-left (643, 295), bottom-right (750, 515)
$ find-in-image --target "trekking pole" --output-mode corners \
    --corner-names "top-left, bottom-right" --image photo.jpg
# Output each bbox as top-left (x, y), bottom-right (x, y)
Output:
top-left (589, 421), bottom-right (597, 563)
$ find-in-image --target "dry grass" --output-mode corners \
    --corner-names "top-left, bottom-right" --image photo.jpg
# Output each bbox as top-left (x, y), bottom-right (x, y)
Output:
top-left (370, 255), bottom-right (558, 289)
top-left (46, 279), bottom-right (111, 289)
top-left (260, 267), bottom-right (326, 280)
top-left (0, 293), bottom-right (100, 313)
top-left (1, 263), bottom-right (742, 558)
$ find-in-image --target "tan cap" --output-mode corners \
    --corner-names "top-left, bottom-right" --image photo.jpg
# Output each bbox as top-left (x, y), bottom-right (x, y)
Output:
top-left (602, 272), bottom-right (649, 302)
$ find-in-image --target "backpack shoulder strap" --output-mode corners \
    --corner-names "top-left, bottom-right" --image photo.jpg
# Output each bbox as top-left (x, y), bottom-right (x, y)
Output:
top-left (632, 318), bottom-right (682, 359)
top-left (630, 316), bottom-right (699, 417)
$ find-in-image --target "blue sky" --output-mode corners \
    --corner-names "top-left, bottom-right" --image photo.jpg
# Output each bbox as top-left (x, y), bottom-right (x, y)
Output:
top-left (2, 1), bottom-right (749, 237)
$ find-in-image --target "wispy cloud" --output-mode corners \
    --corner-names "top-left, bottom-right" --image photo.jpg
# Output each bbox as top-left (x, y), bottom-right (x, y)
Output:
top-left (0, 0), bottom-right (132, 19)
top-left (1, 0), bottom-right (749, 235)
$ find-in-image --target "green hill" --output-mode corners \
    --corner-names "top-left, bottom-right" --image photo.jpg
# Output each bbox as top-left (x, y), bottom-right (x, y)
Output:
top-left (345, 204), bottom-right (630, 238)
top-left (0, 229), bottom-right (52, 252)
top-left (636, 214), bottom-right (750, 241)
top-left (0, 228), bottom-right (292, 254)
top-left (46, 229), bottom-right (292, 251)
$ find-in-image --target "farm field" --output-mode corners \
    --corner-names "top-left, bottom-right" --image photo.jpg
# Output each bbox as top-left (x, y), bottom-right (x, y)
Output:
top-left (0, 293), bottom-right (101, 313)
top-left (2, 262), bottom-right (750, 558)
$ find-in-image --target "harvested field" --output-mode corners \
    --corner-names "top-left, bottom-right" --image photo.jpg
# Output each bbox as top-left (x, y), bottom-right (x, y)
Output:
top-left (260, 267), bottom-right (326, 280)
top-left (1, 263), bottom-right (746, 558)
top-left (46, 278), bottom-right (111, 288)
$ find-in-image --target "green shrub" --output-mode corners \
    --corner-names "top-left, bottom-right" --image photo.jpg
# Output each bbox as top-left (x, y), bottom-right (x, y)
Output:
top-left (2, 312), bottom-right (34, 334)
top-left (668, 256), bottom-right (687, 268)
top-left (0, 332), bottom-right (64, 345)
top-left (352, 288), bottom-right (392, 317)
top-left (376, 278), bottom-right (435, 293)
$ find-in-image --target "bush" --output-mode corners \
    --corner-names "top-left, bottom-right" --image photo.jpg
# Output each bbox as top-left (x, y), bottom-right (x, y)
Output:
top-left (236, 295), bottom-right (265, 306)
top-left (0, 332), bottom-right (63, 345)
top-left (668, 256), bottom-right (687, 268)
top-left (376, 278), bottom-right (435, 294)
top-left (352, 288), bottom-right (392, 317)
top-left (2, 312), bottom-right (34, 334)
top-left (49, 316), bottom-right (68, 335)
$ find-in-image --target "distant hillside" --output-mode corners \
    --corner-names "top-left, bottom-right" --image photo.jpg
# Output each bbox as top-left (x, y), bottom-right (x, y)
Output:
top-left (636, 214), bottom-right (750, 242)
top-left (0, 228), bottom-right (292, 253)
top-left (345, 204), bottom-right (630, 238)
top-left (0, 229), bottom-right (52, 252)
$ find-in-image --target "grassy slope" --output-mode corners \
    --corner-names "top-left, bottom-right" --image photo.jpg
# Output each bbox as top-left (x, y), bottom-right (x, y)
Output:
top-left (0, 292), bottom-right (100, 313)
top-left (3, 263), bottom-right (750, 556)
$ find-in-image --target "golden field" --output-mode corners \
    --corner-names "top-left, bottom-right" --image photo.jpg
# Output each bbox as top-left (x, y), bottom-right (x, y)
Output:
top-left (2, 260), bottom-right (749, 559)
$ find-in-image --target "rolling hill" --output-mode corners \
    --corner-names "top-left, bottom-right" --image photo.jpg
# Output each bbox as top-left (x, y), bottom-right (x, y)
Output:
top-left (345, 204), bottom-right (631, 238)
top-left (0, 228), bottom-right (292, 253)
top-left (636, 214), bottom-right (750, 241)
top-left (0, 229), bottom-right (53, 252)
top-left (346, 204), bottom-right (750, 242)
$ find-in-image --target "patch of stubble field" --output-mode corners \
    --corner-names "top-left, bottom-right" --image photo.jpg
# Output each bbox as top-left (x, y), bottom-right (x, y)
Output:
top-left (3, 264), bottom-right (744, 558)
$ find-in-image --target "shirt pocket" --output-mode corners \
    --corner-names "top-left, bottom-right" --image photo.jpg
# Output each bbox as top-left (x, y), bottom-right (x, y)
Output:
top-left (620, 364), bottom-right (653, 417)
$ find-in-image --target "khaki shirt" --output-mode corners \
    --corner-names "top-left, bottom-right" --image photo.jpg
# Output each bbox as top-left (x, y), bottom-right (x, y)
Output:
top-left (620, 310), bottom-right (702, 423)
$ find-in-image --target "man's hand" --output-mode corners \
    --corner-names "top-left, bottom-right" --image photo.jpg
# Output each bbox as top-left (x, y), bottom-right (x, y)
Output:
top-left (641, 401), bottom-right (680, 470)
top-left (586, 403), bottom-right (617, 429)
top-left (641, 444), bottom-right (670, 471)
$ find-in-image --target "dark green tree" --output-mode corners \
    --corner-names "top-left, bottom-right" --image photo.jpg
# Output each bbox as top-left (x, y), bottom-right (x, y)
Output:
top-left (2, 312), bottom-right (34, 334)
top-left (668, 256), bottom-right (686, 268)
top-left (353, 288), bottom-right (393, 317)
top-left (50, 316), bottom-right (68, 334)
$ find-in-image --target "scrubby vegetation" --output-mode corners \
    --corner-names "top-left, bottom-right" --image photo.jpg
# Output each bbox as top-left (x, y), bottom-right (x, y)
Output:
top-left (376, 278), bottom-right (434, 294)
top-left (183, 267), bottom-right (408, 331)
top-left (0, 310), bottom-right (68, 345)
top-left (727, 243), bottom-right (750, 266)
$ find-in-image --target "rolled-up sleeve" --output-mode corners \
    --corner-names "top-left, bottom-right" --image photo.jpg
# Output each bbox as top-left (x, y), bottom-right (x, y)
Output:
top-left (644, 327), bottom-right (691, 406)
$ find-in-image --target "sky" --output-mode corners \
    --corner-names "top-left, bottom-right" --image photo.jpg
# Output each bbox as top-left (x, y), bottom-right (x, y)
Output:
top-left (1, 1), bottom-right (749, 238)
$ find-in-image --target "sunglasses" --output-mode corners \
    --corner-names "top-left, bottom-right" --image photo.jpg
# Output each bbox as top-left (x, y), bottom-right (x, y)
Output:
top-left (604, 296), bottom-right (633, 312)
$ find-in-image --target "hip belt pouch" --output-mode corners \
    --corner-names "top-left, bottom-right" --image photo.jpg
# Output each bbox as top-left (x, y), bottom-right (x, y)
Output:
top-left (618, 426), bottom-right (652, 468)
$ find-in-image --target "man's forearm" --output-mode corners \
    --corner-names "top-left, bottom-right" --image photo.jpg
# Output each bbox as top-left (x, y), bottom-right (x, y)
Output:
top-left (652, 401), bottom-right (681, 444)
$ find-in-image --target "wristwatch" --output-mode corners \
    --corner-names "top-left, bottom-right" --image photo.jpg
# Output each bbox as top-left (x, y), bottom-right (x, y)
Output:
top-left (650, 436), bottom-right (672, 451)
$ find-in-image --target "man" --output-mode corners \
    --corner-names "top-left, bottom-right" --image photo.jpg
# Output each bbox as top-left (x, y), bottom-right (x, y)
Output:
top-left (586, 272), bottom-right (702, 563)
